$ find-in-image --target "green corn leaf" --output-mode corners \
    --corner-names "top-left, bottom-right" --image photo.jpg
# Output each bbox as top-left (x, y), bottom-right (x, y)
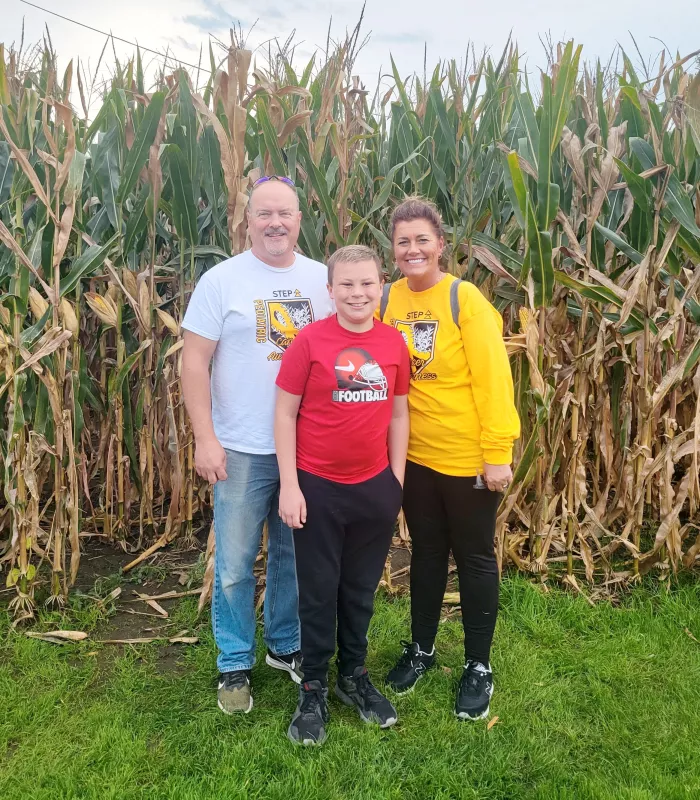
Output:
top-left (108, 339), bottom-right (152, 402)
top-left (505, 151), bottom-right (527, 228)
top-left (60, 234), bottom-right (118, 296)
top-left (614, 158), bottom-right (653, 212)
top-left (0, 141), bottom-right (14, 206)
top-left (117, 91), bottom-right (165, 204)
top-left (122, 184), bottom-right (150, 257)
top-left (164, 143), bottom-right (197, 246)
top-left (594, 223), bottom-right (644, 264)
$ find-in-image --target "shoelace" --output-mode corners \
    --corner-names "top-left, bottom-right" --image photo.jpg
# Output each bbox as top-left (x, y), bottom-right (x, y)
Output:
top-left (353, 671), bottom-right (385, 706)
top-left (460, 662), bottom-right (490, 697)
top-left (222, 671), bottom-right (249, 690)
top-left (395, 639), bottom-right (419, 669)
top-left (299, 685), bottom-right (326, 718)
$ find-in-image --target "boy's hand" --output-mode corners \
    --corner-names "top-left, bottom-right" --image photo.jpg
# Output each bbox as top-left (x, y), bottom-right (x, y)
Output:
top-left (279, 484), bottom-right (307, 529)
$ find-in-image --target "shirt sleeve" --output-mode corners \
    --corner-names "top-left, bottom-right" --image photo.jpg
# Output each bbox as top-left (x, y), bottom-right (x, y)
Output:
top-left (459, 283), bottom-right (521, 465)
top-left (395, 334), bottom-right (411, 396)
top-left (276, 331), bottom-right (311, 396)
top-left (181, 271), bottom-right (223, 341)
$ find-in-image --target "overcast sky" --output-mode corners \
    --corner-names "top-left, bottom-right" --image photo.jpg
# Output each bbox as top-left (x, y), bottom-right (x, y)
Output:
top-left (5, 0), bottom-right (699, 102)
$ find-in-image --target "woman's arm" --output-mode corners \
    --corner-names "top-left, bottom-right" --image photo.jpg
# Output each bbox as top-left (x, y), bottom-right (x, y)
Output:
top-left (388, 394), bottom-right (410, 486)
top-left (274, 388), bottom-right (306, 528)
top-left (459, 285), bottom-right (520, 491)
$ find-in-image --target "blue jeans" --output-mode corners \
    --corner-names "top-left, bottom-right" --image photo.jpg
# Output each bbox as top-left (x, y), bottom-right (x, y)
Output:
top-left (212, 449), bottom-right (300, 673)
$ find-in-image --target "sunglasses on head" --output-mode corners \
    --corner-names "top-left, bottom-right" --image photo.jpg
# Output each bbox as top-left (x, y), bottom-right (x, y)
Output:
top-left (252, 175), bottom-right (295, 188)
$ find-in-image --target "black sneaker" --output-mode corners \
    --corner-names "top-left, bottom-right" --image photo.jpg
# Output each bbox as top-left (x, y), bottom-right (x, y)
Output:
top-left (287, 680), bottom-right (330, 746)
top-left (265, 649), bottom-right (303, 684)
top-left (335, 666), bottom-right (398, 728)
top-left (455, 660), bottom-right (493, 721)
top-left (217, 670), bottom-right (253, 714)
top-left (385, 640), bottom-right (435, 694)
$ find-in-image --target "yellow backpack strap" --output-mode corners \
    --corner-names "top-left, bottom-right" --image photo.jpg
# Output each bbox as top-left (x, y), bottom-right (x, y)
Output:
top-left (450, 278), bottom-right (462, 327)
top-left (380, 282), bottom-right (392, 321)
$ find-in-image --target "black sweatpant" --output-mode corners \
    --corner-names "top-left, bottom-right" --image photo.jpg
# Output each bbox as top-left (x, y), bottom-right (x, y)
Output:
top-left (402, 460), bottom-right (501, 665)
top-left (294, 466), bottom-right (402, 683)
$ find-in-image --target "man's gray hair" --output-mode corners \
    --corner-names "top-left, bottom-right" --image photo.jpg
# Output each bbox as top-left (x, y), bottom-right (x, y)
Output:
top-left (247, 177), bottom-right (300, 211)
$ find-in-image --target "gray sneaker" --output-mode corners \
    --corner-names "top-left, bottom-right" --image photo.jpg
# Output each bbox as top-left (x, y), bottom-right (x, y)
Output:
top-left (287, 680), bottom-right (330, 746)
top-left (335, 666), bottom-right (398, 728)
top-left (217, 670), bottom-right (253, 714)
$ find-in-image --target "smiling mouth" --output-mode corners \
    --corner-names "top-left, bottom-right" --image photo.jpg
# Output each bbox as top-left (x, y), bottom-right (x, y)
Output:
top-left (406, 258), bottom-right (426, 264)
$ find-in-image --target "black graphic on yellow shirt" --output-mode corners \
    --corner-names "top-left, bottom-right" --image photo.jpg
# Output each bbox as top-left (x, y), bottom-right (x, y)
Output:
top-left (262, 299), bottom-right (314, 356)
top-left (394, 320), bottom-right (438, 380)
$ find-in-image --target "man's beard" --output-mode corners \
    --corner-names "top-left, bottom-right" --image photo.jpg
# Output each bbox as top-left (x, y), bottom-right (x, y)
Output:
top-left (263, 229), bottom-right (289, 256)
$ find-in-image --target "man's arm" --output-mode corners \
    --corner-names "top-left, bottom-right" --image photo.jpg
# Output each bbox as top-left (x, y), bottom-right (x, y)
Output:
top-left (182, 330), bottom-right (228, 484)
top-left (274, 388), bottom-right (306, 529)
top-left (388, 394), bottom-right (409, 486)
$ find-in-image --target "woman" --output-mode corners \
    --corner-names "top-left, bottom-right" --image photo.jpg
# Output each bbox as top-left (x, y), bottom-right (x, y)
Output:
top-left (379, 197), bottom-right (520, 720)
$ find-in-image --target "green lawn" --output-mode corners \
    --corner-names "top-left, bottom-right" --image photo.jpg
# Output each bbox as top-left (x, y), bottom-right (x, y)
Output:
top-left (2, 576), bottom-right (700, 800)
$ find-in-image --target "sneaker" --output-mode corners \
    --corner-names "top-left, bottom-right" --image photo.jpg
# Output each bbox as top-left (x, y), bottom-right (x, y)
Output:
top-left (265, 649), bottom-right (303, 684)
top-left (217, 670), bottom-right (253, 715)
top-left (385, 640), bottom-right (435, 694)
top-left (287, 680), bottom-right (330, 746)
top-left (454, 660), bottom-right (494, 721)
top-left (335, 666), bottom-right (398, 728)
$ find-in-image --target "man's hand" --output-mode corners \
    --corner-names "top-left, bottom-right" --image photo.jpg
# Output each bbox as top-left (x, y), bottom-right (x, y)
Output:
top-left (483, 462), bottom-right (513, 493)
top-left (195, 437), bottom-right (228, 485)
top-left (279, 483), bottom-right (307, 529)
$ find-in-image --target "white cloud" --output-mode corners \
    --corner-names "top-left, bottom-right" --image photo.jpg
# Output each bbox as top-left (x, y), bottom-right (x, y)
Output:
top-left (4, 0), bottom-right (698, 94)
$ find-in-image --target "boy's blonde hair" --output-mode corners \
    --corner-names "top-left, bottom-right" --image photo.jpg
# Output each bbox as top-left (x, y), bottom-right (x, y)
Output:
top-left (327, 245), bottom-right (384, 284)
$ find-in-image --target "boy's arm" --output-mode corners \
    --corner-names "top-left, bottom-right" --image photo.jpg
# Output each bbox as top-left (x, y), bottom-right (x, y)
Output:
top-left (388, 394), bottom-right (409, 486)
top-left (274, 388), bottom-right (306, 529)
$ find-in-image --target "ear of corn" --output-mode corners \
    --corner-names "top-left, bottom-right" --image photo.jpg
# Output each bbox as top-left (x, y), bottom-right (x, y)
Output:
top-left (0, 32), bottom-right (699, 613)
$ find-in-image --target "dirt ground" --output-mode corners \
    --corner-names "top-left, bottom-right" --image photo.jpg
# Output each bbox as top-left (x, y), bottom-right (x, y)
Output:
top-left (4, 525), bottom-right (458, 673)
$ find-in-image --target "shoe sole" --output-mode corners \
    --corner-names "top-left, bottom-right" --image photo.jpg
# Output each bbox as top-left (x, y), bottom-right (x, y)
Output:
top-left (334, 685), bottom-right (398, 729)
top-left (455, 705), bottom-right (490, 721)
top-left (287, 724), bottom-right (327, 746)
top-left (217, 696), bottom-right (253, 715)
top-left (265, 653), bottom-right (302, 684)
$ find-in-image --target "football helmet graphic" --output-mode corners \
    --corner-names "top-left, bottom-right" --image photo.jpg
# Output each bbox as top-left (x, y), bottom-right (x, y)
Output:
top-left (334, 348), bottom-right (388, 391)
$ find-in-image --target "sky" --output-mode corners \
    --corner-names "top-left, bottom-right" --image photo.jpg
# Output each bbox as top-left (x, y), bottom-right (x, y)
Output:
top-left (4, 0), bottom-right (699, 105)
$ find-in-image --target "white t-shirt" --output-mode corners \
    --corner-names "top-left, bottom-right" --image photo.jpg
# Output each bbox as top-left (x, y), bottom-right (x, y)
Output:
top-left (182, 249), bottom-right (332, 454)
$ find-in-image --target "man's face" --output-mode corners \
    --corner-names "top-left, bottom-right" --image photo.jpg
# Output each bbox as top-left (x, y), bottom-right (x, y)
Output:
top-left (247, 182), bottom-right (302, 261)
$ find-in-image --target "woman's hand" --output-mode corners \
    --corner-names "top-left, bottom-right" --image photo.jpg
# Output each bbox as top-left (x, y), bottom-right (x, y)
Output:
top-left (483, 462), bottom-right (513, 493)
top-left (279, 483), bottom-right (307, 529)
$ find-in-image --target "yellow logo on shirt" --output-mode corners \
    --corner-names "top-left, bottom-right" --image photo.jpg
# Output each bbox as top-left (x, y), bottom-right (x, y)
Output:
top-left (394, 320), bottom-right (439, 379)
top-left (265, 299), bottom-right (314, 353)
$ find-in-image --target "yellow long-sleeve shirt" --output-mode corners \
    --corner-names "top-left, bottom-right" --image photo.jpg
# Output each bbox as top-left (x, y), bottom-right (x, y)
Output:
top-left (380, 274), bottom-right (520, 476)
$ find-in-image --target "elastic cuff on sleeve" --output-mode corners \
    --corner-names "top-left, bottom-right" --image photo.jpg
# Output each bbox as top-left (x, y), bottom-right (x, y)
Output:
top-left (482, 447), bottom-right (513, 466)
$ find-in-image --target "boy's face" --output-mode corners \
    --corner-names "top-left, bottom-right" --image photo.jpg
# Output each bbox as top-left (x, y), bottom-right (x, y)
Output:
top-left (328, 259), bottom-right (383, 327)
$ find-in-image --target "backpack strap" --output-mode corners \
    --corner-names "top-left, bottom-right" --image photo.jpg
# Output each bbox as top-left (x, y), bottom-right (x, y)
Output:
top-left (379, 282), bottom-right (392, 321)
top-left (450, 278), bottom-right (461, 327)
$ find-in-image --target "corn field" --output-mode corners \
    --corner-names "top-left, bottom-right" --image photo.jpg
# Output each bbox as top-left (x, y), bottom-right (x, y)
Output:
top-left (1, 29), bottom-right (699, 618)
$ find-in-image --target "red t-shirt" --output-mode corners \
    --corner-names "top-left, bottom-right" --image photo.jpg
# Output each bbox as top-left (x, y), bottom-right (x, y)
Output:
top-left (276, 314), bottom-right (410, 484)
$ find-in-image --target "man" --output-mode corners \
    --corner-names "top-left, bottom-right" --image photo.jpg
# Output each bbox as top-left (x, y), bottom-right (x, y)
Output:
top-left (181, 176), bottom-right (332, 715)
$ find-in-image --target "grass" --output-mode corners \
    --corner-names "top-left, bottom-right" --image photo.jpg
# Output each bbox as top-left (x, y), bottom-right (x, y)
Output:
top-left (2, 576), bottom-right (700, 800)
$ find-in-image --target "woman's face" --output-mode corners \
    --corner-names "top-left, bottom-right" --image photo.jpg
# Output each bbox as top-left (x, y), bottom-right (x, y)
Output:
top-left (392, 219), bottom-right (444, 284)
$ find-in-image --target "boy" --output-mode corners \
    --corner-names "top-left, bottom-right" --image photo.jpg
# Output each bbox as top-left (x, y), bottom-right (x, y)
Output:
top-left (274, 245), bottom-right (410, 746)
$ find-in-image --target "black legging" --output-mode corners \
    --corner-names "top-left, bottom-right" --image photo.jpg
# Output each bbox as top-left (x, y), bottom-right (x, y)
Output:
top-left (402, 460), bottom-right (501, 665)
